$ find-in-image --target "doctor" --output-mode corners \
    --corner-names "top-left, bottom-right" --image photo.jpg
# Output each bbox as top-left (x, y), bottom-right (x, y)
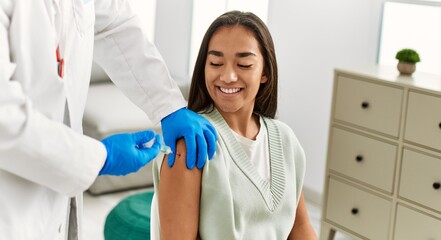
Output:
top-left (0, 0), bottom-right (217, 239)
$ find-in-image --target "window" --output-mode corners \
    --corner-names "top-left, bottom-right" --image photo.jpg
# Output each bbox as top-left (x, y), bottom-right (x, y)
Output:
top-left (378, 1), bottom-right (441, 75)
top-left (189, 0), bottom-right (269, 76)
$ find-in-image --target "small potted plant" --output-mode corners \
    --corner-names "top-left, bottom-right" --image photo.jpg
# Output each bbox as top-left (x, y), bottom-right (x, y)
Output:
top-left (395, 48), bottom-right (420, 75)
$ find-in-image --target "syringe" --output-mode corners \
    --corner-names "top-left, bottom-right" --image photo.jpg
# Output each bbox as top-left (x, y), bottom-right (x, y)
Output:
top-left (139, 137), bottom-right (172, 154)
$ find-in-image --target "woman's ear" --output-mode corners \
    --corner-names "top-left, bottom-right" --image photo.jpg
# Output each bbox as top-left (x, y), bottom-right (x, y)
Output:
top-left (261, 73), bottom-right (268, 83)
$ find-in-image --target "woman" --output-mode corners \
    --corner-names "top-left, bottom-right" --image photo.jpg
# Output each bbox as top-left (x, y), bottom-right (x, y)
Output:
top-left (151, 11), bottom-right (317, 239)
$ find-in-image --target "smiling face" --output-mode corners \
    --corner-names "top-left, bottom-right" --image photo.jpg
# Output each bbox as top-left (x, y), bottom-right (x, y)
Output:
top-left (204, 25), bottom-right (267, 116)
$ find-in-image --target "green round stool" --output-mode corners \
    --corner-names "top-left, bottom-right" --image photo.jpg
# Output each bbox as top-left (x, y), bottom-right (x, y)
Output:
top-left (104, 191), bottom-right (154, 240)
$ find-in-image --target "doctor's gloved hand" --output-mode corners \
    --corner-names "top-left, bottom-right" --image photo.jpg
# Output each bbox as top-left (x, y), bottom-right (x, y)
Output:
top-left (99, 130), bottom-right (161, 176)
top-left (161, 107), bottom-right (217, 169)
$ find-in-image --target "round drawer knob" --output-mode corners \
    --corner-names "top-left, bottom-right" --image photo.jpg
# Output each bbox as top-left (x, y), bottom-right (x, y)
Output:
top-left (361, 102), bottom-right (369, 109)
top-left (433, 182), bottom-right (441, 190)
top-left (351, 208), bottom-right (359, 215)
top-left (356, 155), bottom-right (363, 162)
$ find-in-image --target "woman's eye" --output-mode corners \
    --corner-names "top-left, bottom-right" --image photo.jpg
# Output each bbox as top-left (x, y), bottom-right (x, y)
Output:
top-left (238, 64), bottom-right (252, 68)
top-left (210, 62), bottom-right (222, 67)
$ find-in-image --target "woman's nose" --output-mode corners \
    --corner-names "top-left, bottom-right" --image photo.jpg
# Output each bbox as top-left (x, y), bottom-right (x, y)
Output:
top-left (219, 66), bottom-right (238, 83)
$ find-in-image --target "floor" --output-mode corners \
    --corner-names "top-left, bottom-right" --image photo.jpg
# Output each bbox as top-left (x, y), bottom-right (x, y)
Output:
top-left (83, 188), bottom-right (352, 239)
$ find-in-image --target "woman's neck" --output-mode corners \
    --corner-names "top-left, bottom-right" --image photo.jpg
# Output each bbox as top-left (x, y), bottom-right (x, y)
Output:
top-left (217, 108), bottom-right (260, 140)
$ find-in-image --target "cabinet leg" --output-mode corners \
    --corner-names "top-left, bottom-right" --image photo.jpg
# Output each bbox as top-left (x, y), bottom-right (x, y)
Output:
top-left (319, 223), bottom-right (336, 240)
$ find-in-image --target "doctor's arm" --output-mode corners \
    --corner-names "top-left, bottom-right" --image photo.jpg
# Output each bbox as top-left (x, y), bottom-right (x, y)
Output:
top-left (158, 138), bottom-right (202, 240)
top-left (0, 1), bottom-right (155, 195)
top-left (0, 1), bottom-right (106, 196)
top-left (288, 192), bottom-right (318, 240)
top-left (93, 0), bottom-right (217, 169)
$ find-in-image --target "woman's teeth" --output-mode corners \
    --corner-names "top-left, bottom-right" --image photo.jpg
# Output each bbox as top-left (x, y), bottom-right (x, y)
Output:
top-left (220, 87), bottom-right (241, 94)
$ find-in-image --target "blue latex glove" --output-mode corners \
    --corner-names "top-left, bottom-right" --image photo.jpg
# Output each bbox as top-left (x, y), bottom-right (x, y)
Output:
top-left (161, 107), bottom-right (217, 169)
top-left (99, 130), bottom-right (161, 176)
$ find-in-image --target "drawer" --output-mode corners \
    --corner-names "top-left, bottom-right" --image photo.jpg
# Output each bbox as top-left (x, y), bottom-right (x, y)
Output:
top-left (404, 91), bottom-right (441, 151)
top-left (329, 127), bottom-right (397, 193)
top-left (394, 205), bottom-right (441, 240)
top-left (325, 178), bottom-right (391, 239)
top-left (399, 149), bottom-right (441, 212)
top-left (334, 76), bottom-right (403, 137)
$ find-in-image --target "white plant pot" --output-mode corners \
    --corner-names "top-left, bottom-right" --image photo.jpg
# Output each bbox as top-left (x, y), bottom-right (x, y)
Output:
top-left (397, 62), bottom-right (416, 75)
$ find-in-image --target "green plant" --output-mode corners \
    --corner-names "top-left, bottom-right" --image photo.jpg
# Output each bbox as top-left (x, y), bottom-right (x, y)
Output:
top-left (395, 48), bottom-right (421, 64)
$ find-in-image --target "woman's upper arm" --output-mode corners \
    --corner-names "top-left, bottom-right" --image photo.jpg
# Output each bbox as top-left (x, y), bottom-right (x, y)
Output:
top-left (288, 193), bottom-right (318, 240)
top-left (158, 138), bottom-right (202, 240)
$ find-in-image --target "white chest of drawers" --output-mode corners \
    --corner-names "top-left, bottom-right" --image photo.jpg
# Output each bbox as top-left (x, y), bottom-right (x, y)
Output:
top-left (320, 66), bottom-right (441, 240)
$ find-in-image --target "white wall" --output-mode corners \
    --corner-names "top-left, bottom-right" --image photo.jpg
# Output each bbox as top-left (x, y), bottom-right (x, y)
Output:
top-left (267, 1), bottom-right (384, 203)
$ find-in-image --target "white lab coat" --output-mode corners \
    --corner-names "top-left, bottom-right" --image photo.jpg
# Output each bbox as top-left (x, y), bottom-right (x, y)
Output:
top-left (0, 0), bottom-right (186, 239)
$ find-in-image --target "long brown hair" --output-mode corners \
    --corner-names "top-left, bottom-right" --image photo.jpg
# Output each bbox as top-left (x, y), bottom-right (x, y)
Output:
top-left (188, 11), bottom-right (278, 118)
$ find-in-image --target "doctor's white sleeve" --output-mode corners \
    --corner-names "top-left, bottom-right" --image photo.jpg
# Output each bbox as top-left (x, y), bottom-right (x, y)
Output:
top-left (93, 0), bottom-right (187, 124)
top-left (0, 1), bottom-right (106, 197)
